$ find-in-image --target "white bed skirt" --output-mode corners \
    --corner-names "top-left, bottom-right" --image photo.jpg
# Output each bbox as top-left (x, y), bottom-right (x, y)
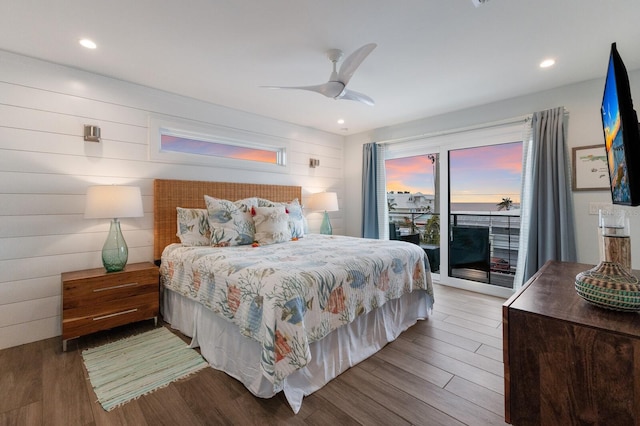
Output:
top-left (162, 288), bottom-right (432, 413)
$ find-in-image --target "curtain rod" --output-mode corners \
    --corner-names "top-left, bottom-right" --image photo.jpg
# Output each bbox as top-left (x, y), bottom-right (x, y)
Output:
top-left (378, 114), bottom-right (533, 146)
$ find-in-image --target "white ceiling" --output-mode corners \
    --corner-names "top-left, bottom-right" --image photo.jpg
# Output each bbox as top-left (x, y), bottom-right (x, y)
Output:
top-left (2, 0), bottom-right (640, 135)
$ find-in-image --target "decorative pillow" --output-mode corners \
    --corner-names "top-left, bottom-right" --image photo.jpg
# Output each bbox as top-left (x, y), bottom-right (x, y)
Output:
top-left (204, 195), bottom-right (256, 246)
top-left (257, 198), bottom-right (305, 239)
top-left (257, 197), bottom-right (278, 207)
top-left (234, 196), bottom-right (259, 238)
top-left (236, 197), bottom-right (259, 210)
top-left (176, 208), bottom-right (211, 246)
top-left (285, 198), bottom-right (305, 238)
top-left (252, 205), bottom-right (291, 245)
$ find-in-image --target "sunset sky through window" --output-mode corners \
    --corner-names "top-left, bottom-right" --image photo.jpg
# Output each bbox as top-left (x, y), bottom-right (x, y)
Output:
top-left (161, 135), bottom-right (278, 163)
top-left (386, 142), bottom-right (522, 204)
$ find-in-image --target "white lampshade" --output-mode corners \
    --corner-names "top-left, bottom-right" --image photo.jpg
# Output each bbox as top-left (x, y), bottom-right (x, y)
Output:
top-left (307, 192), bottom-right (339, 212)
top-left (84, 185), bottom-right (144, 219)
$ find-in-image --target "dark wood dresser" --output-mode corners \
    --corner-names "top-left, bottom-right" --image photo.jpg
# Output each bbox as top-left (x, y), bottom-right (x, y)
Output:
top-left (503, 260), bottom-right (640, 425)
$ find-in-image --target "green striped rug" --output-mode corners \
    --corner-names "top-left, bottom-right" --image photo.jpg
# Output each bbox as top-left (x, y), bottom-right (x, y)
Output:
top-left (82, 327), bottom-right (208, 411)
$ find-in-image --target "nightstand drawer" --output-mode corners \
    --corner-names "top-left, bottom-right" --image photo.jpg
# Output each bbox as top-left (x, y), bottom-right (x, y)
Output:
top-left (62, 292), bottom-right (158, 340)
top-left (63, 267), bottom-right (157, 296)
top-left (63, 277), bottom-right (157, 310)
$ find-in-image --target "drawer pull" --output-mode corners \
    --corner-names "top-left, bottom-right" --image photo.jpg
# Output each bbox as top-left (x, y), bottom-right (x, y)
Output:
top-left (93, 282), bottom-right (138, 292)
top-left (93, 309), bottom-right (138, 321)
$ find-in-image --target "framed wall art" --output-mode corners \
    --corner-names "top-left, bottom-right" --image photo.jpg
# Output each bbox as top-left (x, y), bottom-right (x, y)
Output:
top-left (572, 144), bottom-right (609, 191)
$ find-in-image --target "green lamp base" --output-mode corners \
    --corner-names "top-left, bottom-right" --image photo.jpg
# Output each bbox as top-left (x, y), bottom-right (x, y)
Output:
top-left (102, 218), bottom-right (129, 272)
top-left (320, 211), bottom-right (332, 235)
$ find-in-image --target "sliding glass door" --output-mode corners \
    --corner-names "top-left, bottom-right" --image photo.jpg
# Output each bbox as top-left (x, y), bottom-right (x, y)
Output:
top-left (386, 153), bottom-right (440, 274)
top-left (448, 143), bottom-right (522, 290)
top-left (384, 122), bottom-right (525, 297)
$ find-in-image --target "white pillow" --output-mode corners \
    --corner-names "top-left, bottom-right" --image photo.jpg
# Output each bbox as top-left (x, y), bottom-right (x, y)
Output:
top-left (252, 205), bottom-right (291, 245)
top-left (285, 199), bottom-right (305, 239)
top-left (204, 195), bottom-right (256, 246)
top-left (257, 197), bottom-right (278, 207)
top-left (256, 198), bottom-right (305, 239)
top-left (176, 207), bottom-right (211, 246)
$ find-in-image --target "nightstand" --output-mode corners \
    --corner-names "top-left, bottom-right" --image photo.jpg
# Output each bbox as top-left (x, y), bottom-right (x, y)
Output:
top-left (61, 262), bottom-right (159, 351)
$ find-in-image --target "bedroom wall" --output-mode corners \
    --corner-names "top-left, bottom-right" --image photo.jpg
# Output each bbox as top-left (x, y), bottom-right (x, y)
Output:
top-left (0, 51), bottom-right (345, 350)
top-left (344, 68), bottom-right (640, 272)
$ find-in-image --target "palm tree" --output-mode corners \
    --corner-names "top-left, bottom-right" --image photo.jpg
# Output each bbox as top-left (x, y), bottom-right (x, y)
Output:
top-left (423, 214), bottom-right (440, 245)
top-left (387, 199), bottom-right (398, 231)
top-left (497, 197), bottom-right (513, 211)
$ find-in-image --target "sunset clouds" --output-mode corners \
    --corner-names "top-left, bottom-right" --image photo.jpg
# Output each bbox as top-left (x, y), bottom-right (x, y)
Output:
top-left (386, 142), bottom-right (522, 203)
top-left (161, 135), bottom-right (277, 163)
top-left (386, 154), bottom-right (437, 195)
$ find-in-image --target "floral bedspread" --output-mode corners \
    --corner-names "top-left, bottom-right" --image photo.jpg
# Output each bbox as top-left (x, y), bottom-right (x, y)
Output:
top-left (160, 234), bottom-right (433, 386)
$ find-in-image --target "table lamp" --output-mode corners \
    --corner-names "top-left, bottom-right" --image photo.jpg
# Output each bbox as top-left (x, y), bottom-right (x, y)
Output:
top-left (84, 185), bottom-right (144, 272)
top-left (307, 192), bottom-right (339, 235)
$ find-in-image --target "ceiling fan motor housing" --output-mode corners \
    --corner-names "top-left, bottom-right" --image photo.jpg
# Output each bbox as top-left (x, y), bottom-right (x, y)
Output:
top-left (326, 49), bottom-right (343, 63)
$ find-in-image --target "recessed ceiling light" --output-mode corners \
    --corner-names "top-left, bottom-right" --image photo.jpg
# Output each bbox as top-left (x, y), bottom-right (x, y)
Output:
top-left (79, 39), bottom-right (97, 49)
top-left (540, 58), bottom-right (555, 68)
top-left (337, 119), bottom-right (345, 125)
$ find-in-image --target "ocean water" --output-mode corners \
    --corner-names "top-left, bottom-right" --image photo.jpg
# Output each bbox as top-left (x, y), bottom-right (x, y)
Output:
top-left (450, 202), bottom-right (520, 213)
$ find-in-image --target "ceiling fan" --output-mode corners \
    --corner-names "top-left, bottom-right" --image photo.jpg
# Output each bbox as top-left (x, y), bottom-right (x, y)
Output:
top-left (263, 43), bottom-right (377, 106)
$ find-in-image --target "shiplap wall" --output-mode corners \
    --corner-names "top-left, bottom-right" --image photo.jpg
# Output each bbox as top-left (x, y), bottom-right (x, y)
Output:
top-left (0, 51), bottom-right (345, 350)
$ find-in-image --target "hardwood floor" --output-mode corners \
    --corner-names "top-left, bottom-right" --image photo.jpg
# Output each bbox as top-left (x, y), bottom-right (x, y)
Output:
top-left (0, 284), bottom-right (509, 425)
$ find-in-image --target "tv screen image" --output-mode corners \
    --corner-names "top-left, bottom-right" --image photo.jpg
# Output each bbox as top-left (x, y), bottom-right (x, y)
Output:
top-left (602, 62), bottom-right (630, 202)
top-left (601, 42), bottom-right (640, 206)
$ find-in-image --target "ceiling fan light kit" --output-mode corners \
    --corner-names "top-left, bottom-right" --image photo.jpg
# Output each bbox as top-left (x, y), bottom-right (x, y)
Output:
top-left (263, 43), bottom-right (377, 106)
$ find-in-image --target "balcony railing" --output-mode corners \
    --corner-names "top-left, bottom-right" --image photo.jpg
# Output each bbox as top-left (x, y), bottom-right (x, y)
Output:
top-left (389, 210), bottom-right (520, 289)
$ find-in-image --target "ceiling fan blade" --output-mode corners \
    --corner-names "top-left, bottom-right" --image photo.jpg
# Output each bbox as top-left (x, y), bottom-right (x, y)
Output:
top-left (337, 43), bottom-right (377, 86)
top-left (261, 81), bottom-right (345, 98)
top-left (337, 89), bottom-right (375, 106)
top-left (262, 84), bottom-right (326, 93)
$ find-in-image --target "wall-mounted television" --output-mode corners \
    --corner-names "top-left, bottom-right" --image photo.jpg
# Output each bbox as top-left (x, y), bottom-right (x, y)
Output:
top-left (601, 42), bottom-right (640, 206)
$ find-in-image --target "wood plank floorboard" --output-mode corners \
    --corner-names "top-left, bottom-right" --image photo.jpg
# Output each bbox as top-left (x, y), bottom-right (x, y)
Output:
top-left (409, 334), bottom-right (504, 376)
top-left (428, 318), bottom-right (503, 350)
top-left (434, 304), bottom-right (502, 328)
top-left (373, 345), bottom-right (454, 387)
top-left (367, 359), bottom-right (504, 426)
top-left (0, 283), bottom-right (509, 425)
top-left (476, 343), bottom-right (503, 362)
top-left (444, 376), bottom-right (504, 417)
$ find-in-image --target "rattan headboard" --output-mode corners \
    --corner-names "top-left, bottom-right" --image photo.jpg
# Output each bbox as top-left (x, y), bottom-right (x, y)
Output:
top-left (153, 179), bottom-right (302, 262)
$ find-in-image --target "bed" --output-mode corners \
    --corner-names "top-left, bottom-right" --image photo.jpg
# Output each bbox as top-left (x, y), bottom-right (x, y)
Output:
top-left (154, 178), bottom-right (434, 413)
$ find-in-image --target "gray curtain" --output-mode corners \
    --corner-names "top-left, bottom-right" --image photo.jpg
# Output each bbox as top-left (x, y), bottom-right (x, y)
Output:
top-left (520, 106), bottom-right (577, 283)
top-left (362, 143), bottom-right (379, 238)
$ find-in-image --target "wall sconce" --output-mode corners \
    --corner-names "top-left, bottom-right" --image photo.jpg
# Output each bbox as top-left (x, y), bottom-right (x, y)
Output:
top-left (309, 158), bottom-right (320, 168)
top-left (84, 125), bottom-right (101, 142)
